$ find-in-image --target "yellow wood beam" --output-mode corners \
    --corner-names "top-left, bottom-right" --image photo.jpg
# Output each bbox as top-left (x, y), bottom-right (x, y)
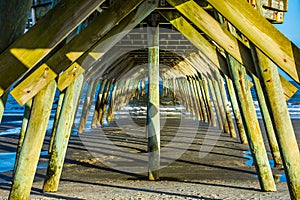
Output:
top-left (0, 0), bottom-right (105, 96)
top-left (159, 8), bottom-right (297, 101)
top-left (11, 0), bottom-right (154, 106)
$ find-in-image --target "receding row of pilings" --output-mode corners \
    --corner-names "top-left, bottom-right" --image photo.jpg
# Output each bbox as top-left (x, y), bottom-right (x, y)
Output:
top-left (1, 53), bottom-right (299, 199)
top-left (1, 24), bottom-right (299, 200)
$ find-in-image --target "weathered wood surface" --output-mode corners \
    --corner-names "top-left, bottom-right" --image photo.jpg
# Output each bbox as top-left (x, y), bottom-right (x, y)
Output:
top-left (205, 0), bottom-right (300, 82)
top-left (251, 45), bottom-right (300, 199)
top-left (147, 24), bottom-right (160, 181)
top-left (57, 0), bottom-right (159, 91)
top-left (0, 0), bottom-right (32, 53)
top-left (78, 79), bottom-right (98, 134)
top-left (0, 0), bottom-right (105, 98)
top-left (14, 100), bottom-right (33, 172)
top-left (10, 0), bottom-right (144, 105)
top-left (216, 72), bottom-right (236, 138)
top-left (91, 79), bottom-right (107, 128)
top-left (9, 80), bottom-right (56, 200)
top-left (251, 75), bottom-right (282, 166)
top-left (43, 75), bottom-right (84, 192)
top-left (49, 91), bottom-right (65, 153)
top-left (159, 8), bottom-right (297, 101)
top-left (225, 76), bottom-right (247, 144)
top-left (227, 55), bottom-right (276, 192)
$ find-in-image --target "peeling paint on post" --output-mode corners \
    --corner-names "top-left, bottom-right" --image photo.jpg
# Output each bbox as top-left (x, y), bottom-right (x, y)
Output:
top-left (43, 74), bottom-right (84, 192)
top-left (9, 80), bottom-right (57, 200)
top-left (147, 23), bottom-right (160, 181)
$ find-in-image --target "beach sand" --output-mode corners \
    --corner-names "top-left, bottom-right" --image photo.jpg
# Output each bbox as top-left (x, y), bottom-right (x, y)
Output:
top-left (0, 114), bottom-right (298, 199)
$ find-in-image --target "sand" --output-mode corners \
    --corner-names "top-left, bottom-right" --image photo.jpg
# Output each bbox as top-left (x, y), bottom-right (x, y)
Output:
top-left (1, 113), bottom-right (297, 199)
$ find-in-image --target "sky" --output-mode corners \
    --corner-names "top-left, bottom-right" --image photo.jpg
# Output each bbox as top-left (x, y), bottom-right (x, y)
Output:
top-left (274, 1), bottom-right (300, 47)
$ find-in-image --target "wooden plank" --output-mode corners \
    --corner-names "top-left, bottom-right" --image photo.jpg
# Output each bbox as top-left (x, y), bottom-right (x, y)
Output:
top-left (10, 0), bottom-right (146, 105)
top-left (0, 0), bottom-right (105, 97)
top-left (9, 80), bottom-right (57, 200)
top-left (159, 10), bottom-right (297, 101)
top-left (43, 75), bottom-right (84, 192)
top-left (203, 0), bottom-right (300, 82)
top-left (57, 0), bottom-right (159, 91)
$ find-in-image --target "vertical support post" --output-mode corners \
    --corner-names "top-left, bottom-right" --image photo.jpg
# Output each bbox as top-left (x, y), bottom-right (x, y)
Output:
top-left (14, 99), bottom-right (33, 172)
top-left (78, 79), bottom-right (98, 133)
top-left (216, 72), bottom-right (236, 138)
top-left (0, 91), bottom-right (8, 123)
top-left (191, 76), bottom-right (207, 122)
top-left (225, 76), bottom-right (247, 144)
top-left (206, 76), bottom-right (222, 128)
top-left (107, 81), bottom-right (118, 123)
top-left (43, 74), bottom-right (84, 192)
top-left (9, 80), bottom-right (57, 200)
top-left (187, 76), bottom-right (202, 120)
top-left (49, 91), bottom-right (64, 153)
top-left (251, 45), bottom-right (300, 198)
top-left (200, 75), bottom-right (216, 126)
top-left (226, 55), bottom-right (276, 192)
top-left (147, 22), bottom-right (160, 181)
top-left (251, 75), bottom-right (282, 166)
top-left (211, 74), bottom-right (229, 132)
top-left (91, 79), bottom-right (106, 128)
top-left (98, 80), bottom-right (112, 126)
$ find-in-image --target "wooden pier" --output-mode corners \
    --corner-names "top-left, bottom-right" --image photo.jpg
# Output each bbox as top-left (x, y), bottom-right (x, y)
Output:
top-left (0, 0), bottom-right (300, 199)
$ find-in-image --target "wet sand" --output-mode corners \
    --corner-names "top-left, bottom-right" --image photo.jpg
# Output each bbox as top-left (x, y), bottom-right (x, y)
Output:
top-left (1, 114), bottom-right (298, 199)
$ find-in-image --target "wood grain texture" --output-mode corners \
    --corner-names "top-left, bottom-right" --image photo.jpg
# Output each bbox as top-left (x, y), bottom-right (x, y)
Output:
top-left (0, 0), bottom-right (105, 96)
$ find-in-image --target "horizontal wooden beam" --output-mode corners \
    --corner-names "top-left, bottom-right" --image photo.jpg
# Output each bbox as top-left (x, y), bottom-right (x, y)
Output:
top-left (160, 6), bottom-right (297, 100)
top-left (57, 0), bottom-right (159, 91)
top-left (0, 0), bottom-right (105, 97)
top-left (10, 0), bottom-right (148, 105)
top-left (203, 0), bottom-right (300, 82)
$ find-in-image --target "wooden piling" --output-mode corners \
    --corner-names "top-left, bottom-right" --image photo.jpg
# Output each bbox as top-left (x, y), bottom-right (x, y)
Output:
top-left (43, 74), bottom-right (84, 192)
top-left (206, 76), bottom-right (222, 128)
top-left (225, 76), bottom-right (248, 144)
top-left (98, 80), bottom-right (113, 125)
top-left (211, 74), bottom-right (229, 132)
top-left (251, 75), bottom-right (282, 166)
top-left (215, 72), bottom-right (236, 138)
top-left (226, 55), bottom-right (276, 192)
top-left (187, 76), bottom-right (202, 120)
top-left (78, 79), bottom-right (98, 133)
top-left (49, 91), bottom-right (65, 153)
top-left (200, 75), bottom-right (216, 126)
top-left (91, 79), bottom-right (106, 128)
top-left (147, 23), bottom-right (160, 181)
top-left (0, 91), bottom-right (8, 123)
top-left (9, 80), bottom-right (57, 200)
top-left (14, 99), bottom-right (33, 172)
top-left (251, 45), bottom-right (300, 198)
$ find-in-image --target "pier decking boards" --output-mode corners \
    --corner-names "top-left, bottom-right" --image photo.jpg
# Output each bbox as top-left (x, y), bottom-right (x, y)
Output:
top-left (0, 0), bottom-right (299, 199)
